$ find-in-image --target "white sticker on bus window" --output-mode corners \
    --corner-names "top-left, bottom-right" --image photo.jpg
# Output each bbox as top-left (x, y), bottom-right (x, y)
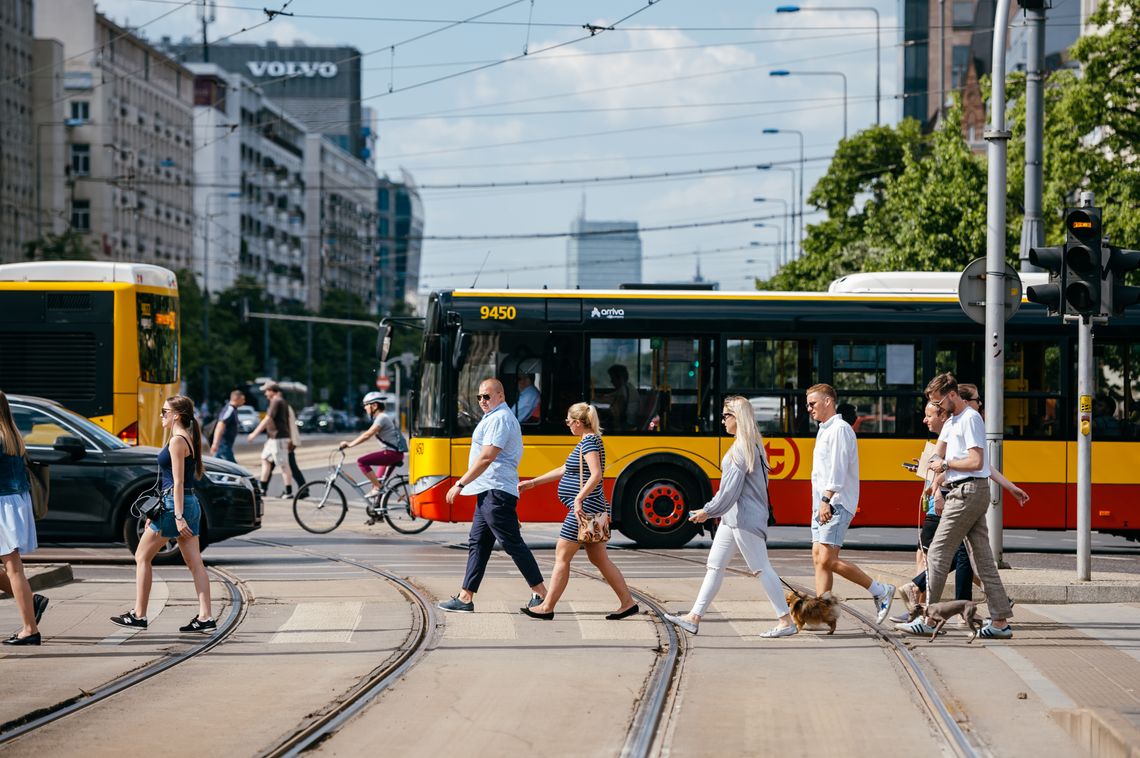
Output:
top-left (886, 344), bottom-right (915, 385)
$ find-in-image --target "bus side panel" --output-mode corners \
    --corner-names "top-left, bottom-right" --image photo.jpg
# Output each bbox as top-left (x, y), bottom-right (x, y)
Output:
top-left (1070, 441), bottom-right (1140, 532)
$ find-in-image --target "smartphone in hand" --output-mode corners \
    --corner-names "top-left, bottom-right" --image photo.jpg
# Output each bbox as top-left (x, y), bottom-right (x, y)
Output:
top-left (902, 461), bottom-right (918, 473)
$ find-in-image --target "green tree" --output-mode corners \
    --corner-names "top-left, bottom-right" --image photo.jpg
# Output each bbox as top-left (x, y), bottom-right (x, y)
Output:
top-left (23, 230), bottom-right (93, 261)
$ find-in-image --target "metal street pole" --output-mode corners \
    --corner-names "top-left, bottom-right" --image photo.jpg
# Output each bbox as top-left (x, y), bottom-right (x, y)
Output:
top-left (1076, 313), bottom-right (1093, 580)
top-left (756, 165), bottom-right (797, 258)
top-left (776, 5), bottom-right (879, 124)
top-left (753, 196), bottom-right (790, 265)
top-left (1019, 4), bottom-right (1046, 272)
top-left (753, 223), bottom-right (784, 269)
top-left (770, 70), bottom-right (848, 139)
top-left (762, 129), bottom-right (805, 261)
top-left (984, 0), bottom-right (1013, 566)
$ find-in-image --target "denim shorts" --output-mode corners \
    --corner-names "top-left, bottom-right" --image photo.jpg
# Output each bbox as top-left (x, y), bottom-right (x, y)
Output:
top-left (149, 493), bottom-right (202, 538)
top-left (811, 502), bottom-right (854, 546)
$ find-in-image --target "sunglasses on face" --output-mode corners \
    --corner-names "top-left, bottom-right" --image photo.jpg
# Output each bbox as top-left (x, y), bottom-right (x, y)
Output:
top-left (565, 418), bottom-right (577, 426)
top-left (476, 393), bottom-right (493, 401)
top-left (721, 412), bottom-right (734, 420)
top-left (160, 408), bottom-right (173, 417)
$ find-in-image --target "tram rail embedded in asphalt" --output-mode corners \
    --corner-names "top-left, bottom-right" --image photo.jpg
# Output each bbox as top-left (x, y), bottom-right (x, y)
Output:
top-left (0, 566), bottom-right (249, 745)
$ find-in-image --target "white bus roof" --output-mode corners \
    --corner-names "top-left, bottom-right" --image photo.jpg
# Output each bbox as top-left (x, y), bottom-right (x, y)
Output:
top-left (0, 261), bottom-right (178, 289)
top-left (828, 270), bottom-right (1049, 295)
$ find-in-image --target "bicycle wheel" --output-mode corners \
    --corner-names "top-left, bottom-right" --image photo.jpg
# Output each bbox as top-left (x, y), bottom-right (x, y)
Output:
top-left (293, 481), bottom-right (348, 534)
top-left (382, 478), bottom-right (432, 534)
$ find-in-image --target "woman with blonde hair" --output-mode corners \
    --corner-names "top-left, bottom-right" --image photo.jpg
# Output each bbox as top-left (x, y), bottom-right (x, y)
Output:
top-left (111, 395), bottom-right (215, 633)
top-left (517, 402), bottom-right (637, 620)
top-left (0, 390), bottom-right (45, 645)
top-left (664, 395), bottom-right (797, 638)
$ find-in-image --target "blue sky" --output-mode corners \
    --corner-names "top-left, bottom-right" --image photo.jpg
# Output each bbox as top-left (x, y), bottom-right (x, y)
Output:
top-left (94, 0), bottom-right (900, 292)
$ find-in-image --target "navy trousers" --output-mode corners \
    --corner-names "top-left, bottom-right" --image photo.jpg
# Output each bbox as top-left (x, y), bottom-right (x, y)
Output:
top-left (462, 489), bottom-right (544, 593)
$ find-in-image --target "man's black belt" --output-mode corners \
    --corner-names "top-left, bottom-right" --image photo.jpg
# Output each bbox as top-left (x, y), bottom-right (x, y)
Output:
top-left (947, 477), bottom-right (986, 489)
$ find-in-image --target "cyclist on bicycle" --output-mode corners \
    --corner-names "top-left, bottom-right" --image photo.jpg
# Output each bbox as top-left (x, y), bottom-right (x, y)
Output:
top-left (338, 392), bottom-right (404, 498)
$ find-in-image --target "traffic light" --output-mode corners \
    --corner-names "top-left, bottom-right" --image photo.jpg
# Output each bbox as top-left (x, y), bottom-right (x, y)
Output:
top-left (1063, 206), bottom-right (1103, 317)
top-left (1105, 245), bottom-right (1140, 315)
top-left (1026, 245), bottom-right (1065, 315)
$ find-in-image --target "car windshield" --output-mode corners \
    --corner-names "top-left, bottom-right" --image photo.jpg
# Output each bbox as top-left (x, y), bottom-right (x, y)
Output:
top-left (54, 403), bottom-right (131, 449)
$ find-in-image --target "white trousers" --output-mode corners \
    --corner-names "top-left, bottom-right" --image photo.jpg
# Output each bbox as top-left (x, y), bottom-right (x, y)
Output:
top-left (690, 525), bottom-right (790, 618)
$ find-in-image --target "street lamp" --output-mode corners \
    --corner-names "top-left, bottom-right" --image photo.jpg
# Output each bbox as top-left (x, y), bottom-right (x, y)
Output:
top-left (756, 165), bottom-right (797, 259)
top-left (776, 4), bottom-right (880, 125)
top-left (753, 223), bottom-right (785, 269)
top-left (753, 196), bottom-right (789, 266)
top-left (770, 69), bottom-right (848, 139)
top-left (760, 128), bottom-right (804, 261)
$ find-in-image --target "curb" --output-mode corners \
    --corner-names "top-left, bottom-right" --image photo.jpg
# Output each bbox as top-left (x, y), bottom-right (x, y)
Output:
top-left (0, 564), bottom-right (74, 598)
top-left (1052, 707), bottom-right (1140, 758)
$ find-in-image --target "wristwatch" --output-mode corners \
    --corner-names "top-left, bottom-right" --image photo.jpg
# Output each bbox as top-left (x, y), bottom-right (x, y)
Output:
top-left (175, 515), bottom-right (186, 521)
top-left (455, 481), bottom-right (465, 490)
top-left (820, 495), bottom-right (831, 504)
top-left (939, 460), bottom-right (950, 473)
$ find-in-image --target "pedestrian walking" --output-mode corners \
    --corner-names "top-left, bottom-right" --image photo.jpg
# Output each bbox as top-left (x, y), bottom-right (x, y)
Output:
top-left (0, 390), bottom-right (46, 646)
top-left (247, 382), bottom-right (294, 497)
top-left (517, 402), bottom-right (636, 620)
top-left (339, 392), bottom-right (404, 497)
top-left (437, 379), bottom-right (548, 613)
top-left (899, 373), bottom-right (1015, 639)
top-left (663, 395), bottom-right (797, 638)
top-left (806, 383), bottom-right (896, 624)
top-left (111, 395), bottom-right (215, 633)
top-left (209, 389), bottom-right (245, 463)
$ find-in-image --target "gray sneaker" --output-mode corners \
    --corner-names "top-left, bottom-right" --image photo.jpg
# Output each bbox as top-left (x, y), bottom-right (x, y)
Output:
top-left (527, 593), bottom-right (543, 609)
top-left (663, 612), bottom-right (699, 635)
top-left (873, 584), bottom-right (896, 625)
top-left (438, 595), bottom-right (475, 613)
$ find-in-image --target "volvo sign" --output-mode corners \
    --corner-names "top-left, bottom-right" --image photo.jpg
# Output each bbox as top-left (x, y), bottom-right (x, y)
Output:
top-left (246, 61), bottom-right (339, 79)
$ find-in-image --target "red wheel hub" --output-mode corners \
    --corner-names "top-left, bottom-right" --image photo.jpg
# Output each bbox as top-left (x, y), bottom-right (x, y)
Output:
top-left (638, 482), bottom-right (686, 528)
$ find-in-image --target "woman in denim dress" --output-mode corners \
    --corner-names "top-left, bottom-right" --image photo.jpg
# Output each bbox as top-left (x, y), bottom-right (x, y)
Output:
top-left (0, 390), bottom-right (44, 645)
top-left (111, 395), bottom-right (216, 633)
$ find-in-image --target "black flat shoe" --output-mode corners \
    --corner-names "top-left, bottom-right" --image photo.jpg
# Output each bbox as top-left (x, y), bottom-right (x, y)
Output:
top-left (605, 604), bottom-right (640, 620)
top-left (4, 632), bottom-right (41, 646)
top-left (519, 606), bottom-right (554, 620)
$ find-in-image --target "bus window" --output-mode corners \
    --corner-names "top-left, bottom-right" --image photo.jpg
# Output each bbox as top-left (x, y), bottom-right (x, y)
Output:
top-left (456, 333), bottom-right (502, 433)
top-left (832, 339), bottom-right (924, 436)
top-left (1093, 341), bottom-right (1139, 439)
top-left (136, 292), bottom-right (179, 384)
top-left (455, 332), bottom-right (554, 433)
top-left (1005, 340), bottom-right (1062, 439)
top-left (590, 338), bottom-right (645, 433)
top-left (725, 338), bottom-right (816, 434)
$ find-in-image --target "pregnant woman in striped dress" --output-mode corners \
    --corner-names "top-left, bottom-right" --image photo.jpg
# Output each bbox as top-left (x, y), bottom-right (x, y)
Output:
top-left (517, 402), bottom-right (637, 621)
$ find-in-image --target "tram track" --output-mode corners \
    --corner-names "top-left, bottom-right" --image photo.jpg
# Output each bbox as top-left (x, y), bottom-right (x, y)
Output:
top-left (624, 546), bottom-right (983, 758)
top-left (0, 565), bottom-right (250, 746)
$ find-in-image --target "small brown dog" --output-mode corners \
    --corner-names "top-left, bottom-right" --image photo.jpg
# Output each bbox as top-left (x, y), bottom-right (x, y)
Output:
top-left (785, 590), bottom-right (840, 634)
top-left (906, 600), bottom-right (983, 642)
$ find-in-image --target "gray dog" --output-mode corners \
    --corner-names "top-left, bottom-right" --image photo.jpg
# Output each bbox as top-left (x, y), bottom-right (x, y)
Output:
top-left (906, 600), bottom-right (983, 643)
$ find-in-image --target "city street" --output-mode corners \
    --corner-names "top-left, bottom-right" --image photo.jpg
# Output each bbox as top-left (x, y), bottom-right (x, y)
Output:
top-left (2, 437), bottom-right (1138, 756)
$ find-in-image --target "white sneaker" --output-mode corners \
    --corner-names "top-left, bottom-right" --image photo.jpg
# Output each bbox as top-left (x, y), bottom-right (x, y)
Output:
top-left (873, 584), bottom-right (896, 625)
top-left (759, 624), bottom-right (798, 638)
top-left (663, 612), bottom-right (699, 635)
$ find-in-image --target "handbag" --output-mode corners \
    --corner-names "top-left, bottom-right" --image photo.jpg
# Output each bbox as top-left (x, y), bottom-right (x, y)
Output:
top-left (23, 457), bottom-right (49, 520)
top-left (130, 473), bottom-right (166, 521)
top-left (575, 445), bottom-right (610, 544)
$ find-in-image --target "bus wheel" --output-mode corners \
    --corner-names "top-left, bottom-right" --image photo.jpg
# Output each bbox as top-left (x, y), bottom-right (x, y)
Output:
top-left (619, 469), bottom-right (700, 548)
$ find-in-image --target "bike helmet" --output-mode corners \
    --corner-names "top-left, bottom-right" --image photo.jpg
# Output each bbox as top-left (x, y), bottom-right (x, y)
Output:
top-left (362, 391), bottom-right (385, 407)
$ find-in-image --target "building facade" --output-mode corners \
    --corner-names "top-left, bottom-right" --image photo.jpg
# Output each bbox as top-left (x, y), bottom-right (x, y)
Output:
top-left (35, 0), bottom-right (195, 268)
top-left (303, 134), bottom-right (377, 312)
top-left (565, 217), bottom-right (642, 289)
top-left (376, 171), bottom-right (423, 314)
top-left (163, 40), bottom-right (367, 162)
top-left (189, 63), bottom-right (308, 303)
top-left (0, 0), bottom-right (36, 263)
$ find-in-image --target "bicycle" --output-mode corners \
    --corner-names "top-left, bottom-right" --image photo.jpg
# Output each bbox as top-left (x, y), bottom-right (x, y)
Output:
top-left (292, 450), bottom-right (432, 535)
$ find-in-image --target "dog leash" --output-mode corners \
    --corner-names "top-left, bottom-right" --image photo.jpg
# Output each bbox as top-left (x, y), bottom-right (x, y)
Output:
top-left (779, 577), bottom-right (808, 599)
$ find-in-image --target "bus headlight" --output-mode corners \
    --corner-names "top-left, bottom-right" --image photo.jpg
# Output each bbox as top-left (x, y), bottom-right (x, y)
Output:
top-left (412, 475), bottom-right (447, 495)
top-left (205, 471), bottom-right (247, 488)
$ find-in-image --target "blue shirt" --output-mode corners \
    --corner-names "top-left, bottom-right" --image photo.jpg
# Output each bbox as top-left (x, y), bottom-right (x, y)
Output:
top-left (513, 384), bottom-right (540, 422)
top-left (466, 402), bottom-right (522, 496)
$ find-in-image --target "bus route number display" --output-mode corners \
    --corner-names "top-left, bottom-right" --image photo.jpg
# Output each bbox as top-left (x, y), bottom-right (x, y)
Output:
top-left (480, 305), bottom-right (516, 321)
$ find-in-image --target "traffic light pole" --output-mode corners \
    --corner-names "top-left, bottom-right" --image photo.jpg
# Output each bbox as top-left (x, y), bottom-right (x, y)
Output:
top-left (1075, 317), bottom-right (1093, 580)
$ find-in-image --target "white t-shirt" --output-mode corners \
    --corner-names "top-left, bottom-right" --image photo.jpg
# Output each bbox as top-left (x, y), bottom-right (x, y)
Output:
top-left (938, 405), bottom-right (990, 481)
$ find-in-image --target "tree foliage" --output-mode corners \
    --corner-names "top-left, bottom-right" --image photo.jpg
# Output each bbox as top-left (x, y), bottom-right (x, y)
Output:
top-left (763, 0), bottom-right (1140, 291)
top-left (23, 230), bottom-right (93, 261)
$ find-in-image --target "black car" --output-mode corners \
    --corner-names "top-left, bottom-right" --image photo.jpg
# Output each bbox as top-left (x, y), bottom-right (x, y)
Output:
top-left (11, 395), bottom-right (262, 562)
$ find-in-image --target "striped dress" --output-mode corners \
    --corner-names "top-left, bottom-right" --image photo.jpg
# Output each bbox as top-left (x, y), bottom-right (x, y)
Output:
top-left (557, 434), bottom-right (609, 542)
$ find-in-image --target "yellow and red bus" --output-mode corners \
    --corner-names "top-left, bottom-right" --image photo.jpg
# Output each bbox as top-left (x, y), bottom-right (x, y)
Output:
top-left (408, 278), bottom-right (1140, 547)
top-left (0, 261), bottom-right (179, 447)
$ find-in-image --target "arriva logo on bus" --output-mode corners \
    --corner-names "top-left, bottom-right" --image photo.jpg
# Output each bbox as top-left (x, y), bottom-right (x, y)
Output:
top-left (246, 61), bottom-right (339, 78)
top-left (590, 307), bottom-right (625, 319)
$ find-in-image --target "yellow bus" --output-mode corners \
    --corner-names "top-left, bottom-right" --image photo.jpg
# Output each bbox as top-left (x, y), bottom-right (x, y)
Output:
top-left (407, 282), bottom-right (1140, 547)
top-left (0, 261), bottom-right (179, 446)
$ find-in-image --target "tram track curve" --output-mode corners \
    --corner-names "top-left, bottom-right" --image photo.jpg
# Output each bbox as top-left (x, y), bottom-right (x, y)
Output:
top-left (623, 546), bottom-right (983, 758)
top-left (0, 565), bottom-right (250, 746)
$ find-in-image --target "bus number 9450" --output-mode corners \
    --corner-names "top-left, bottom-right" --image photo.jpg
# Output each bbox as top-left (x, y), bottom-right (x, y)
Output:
top-left (480, 305), bottom-right (516, 320)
